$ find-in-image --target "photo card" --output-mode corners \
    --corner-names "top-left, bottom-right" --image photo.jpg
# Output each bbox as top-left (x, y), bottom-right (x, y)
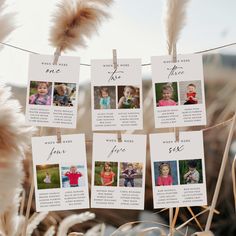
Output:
top-left (151, 54), bottom-right (206, 128)
top-left (91, 133), bottom-right (146, 210)
top-left (32, 134), bottom-right (89, 212)
top-left (26, 54), bottom-right (80, 128)
top-left (149, 131), bottom-right (207, 208)
top-left (91, 59), bottom-right (143, 130)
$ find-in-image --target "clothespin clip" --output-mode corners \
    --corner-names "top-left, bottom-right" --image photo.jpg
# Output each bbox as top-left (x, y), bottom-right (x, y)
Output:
top-left (171, 43), bottom-right (179, 142)
top-left (53, 47), bottom-right (62, 143)
top-left (117, 131), bottom-right (122, 143)
top-left (112, 49), bottom-right (118, 70)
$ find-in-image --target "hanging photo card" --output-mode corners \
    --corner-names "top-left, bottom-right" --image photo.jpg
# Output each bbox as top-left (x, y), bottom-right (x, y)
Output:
top-left (32, 134), bottom-right (89, 212)
top-left (91, 133), bottom-right (146, 210)
top-left (26, 54), bottom-right (80, 128)
top-left (151, 54), bottom-right (206, 128)
top-left (91, 59), bottom-right (143, 130)
top-left (150, 131), bottom-right (207, 208)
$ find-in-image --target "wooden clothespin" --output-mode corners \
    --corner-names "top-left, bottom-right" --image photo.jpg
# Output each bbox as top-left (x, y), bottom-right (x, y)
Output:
top-left (117, 131), bottom-right (122, 143)
top-left (112, 49), bottom-right (118, 70)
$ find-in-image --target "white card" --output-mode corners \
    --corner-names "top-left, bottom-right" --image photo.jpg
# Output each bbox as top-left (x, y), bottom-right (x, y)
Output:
top-left (26, 54), bottom-right (80, 128)
top-left (91, 133), bottom-right (146, 209)
top-left (151, 54), bottom-right (206, 128)
top-left (150, 131), bottom-right (207, 208)
top-left (32, 134), bottom-right (89, 212)
top-left (91, 59), bottom-right (143, 130)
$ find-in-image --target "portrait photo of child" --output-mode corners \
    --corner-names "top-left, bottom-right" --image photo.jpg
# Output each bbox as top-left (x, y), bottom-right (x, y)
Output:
top-left (154, 161), bottom-right (178, 186)
top-left (29, 81), bottom-right (52, 106)
top-left (117, 85), bottom-right (140, 109)
top-left (179, 80), bottom-right (202, 105)
top-left (155, 82), bottom-right (178, 107)
top-left (36, 164), bottom-right (61, 190)
top-left (61, 165), bottom-right (85, 188)
top-left (179, 159), bottom-right (203, 185)
top-left (53, 82), bottom-right (76, 107)
top-left (119, 162), bottom-right (143, 188)
top-left (94, 162), bottom-right (118, 187)
top-left (93, 86), bottom-right (116, 109)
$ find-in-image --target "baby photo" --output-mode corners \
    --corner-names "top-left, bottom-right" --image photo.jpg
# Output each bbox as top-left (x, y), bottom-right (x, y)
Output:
top-left (94, 86), bottom-right (116, 109)
top-left (154, 161), bottom-right (178, 186)
top-left (155, 82), bottom-right (178, 107)
top-left (179, 159), bottom-right (203, 185)
top-left (36, 164), bottom-right (61, 190)
top-left (119, 162), bottom-right (143, 188)
top-left (61, 165), bottom-right (85, 188)
top-left (179, 80), bottom-right (202, 105)
top-left (29, 81), bottom-right (52, 106)
top-left (94, 161), bottom-right (118, 187)
top-left (53, 82), bottom-right (76, 107)
top-left (117, 85), bottom-right (140, 109)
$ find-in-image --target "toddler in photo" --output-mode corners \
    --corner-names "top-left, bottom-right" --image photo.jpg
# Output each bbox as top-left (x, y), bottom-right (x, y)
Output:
top-left (184, 160), bottom-right (200, 184)
top-left (118, 86), bottom-right (139, 109)
top-left (64, 165), bottom-right (82, 187)
top-left (157, 162), bottom-right (173, 186)
top-left (122, 163), bottom-right (137, 187)
top-left (157, 83), bottom-right (177, 106)
top-left (184, 83), bottom-right (198, 105)
top-left (100, 162), bottom-right (115, 186)
top-left (43, 172), bottom-right (51, 184)
top-left (99, 87), bottom-right (111, 109)
top-left (29, 82), bottom-right (51, 105)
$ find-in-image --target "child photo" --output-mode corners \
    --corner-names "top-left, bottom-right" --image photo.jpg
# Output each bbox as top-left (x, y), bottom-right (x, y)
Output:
top-left (154, 161), bottom-right (178, 186)
top-left (179, 159), bottom-right (203, 184)
top-left (61, 165), bottom-right (85, 188)
top-left (53, 82), bottom-right (76, 107)
top-left (117, 85), bottom-right (140, 109)
top-left (179, 80), bottom-right (202, 105)
top-left (119, 162), bottom-right (143, 187)
top-left (155, 82), bottom-right (178, 107)
top-left (36, 164), bottom-right (61, 190)
top-left (94, 86), bottom-right (116, 109)
top-left (29, 81), bottom-right (52, 105)
top-left (94, 161), bottom-right (118, 187)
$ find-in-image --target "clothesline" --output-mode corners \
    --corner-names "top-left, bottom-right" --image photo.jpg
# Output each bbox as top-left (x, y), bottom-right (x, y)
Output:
top-left (0, 41), bottom-right (236, 67)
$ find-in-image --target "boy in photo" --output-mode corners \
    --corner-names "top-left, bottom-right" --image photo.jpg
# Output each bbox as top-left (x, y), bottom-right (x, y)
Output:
top-left (122, 163), bottom-right (137, 187)
top-left (184, 160), bottom-right (200, 184)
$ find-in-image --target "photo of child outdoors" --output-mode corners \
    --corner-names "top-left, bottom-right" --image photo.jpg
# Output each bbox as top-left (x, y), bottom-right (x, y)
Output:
top-left (179, 159), bottom-right (203, 184)
top-left (36, 164), bottom-right (61, 190)
top-left (93, 86), bottom-right (116, 109)
top-left (94, 162), bottom-right (118, 187)
top-left (155, 82), bottom-right (178, 107)
top-left (154, 161), bottom-right (178, 186)
top-left (179, 80), bottom-right (202, 105)
top-left (118, 85), bottom-right (140, 109)
top-left (53, 82), bottom-right (76, 107)
top-left (119, 162), bottom-right (143, 187)
top-left (61, 165), bottom-right (85, 188)
top-left (29, 81), bottom-right (52, 105)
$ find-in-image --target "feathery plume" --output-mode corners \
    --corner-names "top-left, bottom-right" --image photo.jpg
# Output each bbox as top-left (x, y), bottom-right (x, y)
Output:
top-left (49, 0), bottom-right (113, 52)
top-left (57, 212), bottom-right (95, 236)
top-left (164, 0), bottom-right (189, 54)
top-left (0, 0), bottom-right (15, 45)
top-left (44, 226), bottom-right (56, 236)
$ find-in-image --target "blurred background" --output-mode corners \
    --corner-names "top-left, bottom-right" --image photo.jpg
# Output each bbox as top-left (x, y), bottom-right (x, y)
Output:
top-left (1, 0), bottom-right (236, 235)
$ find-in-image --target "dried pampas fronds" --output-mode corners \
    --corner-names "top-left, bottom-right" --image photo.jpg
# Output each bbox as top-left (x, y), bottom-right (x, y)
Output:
top-left (44, 226), bottom-right (56, 236)
top-left (49, 0), bottom-right (113, 52)
top-left (57, 212), bottom-right (95, 236)
top-left (0, 0), bottom-right (15, 45)
top-left (164, 0), bottom-right (189, 54)
top-left (0, 85), bottom-right (33, 235)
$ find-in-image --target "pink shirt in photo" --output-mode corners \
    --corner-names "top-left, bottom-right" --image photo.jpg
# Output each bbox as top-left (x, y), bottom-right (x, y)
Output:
top-left (157, 175), bottom-right (173, 186)
top-left (158, 99), bottom-right (177, 106)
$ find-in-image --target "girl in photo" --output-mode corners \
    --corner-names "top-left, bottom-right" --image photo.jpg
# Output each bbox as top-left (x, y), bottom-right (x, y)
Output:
top-left (64, 166), bottom-right (82, 187)
top-left (100, 162), bottom-right (116, 186)
top-left (43, 172), bottom-right (51, 184)
top-left (157, 162), bottom-right (173, 186)
top-left (29, 82), bottom-right (51, 105)
top-left (99, 87), bottom-right (111, 109)
top-left (157, 83), bottom-right (177, 106)
top-left (118, 86), bottom-right (139, 109)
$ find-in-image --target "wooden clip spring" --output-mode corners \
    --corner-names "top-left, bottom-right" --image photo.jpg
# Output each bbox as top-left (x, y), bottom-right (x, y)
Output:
top-left (56, 128), bottom-right (62, 144)
top-left (117, 132), bottom-right (122, 143)
top-left (112, 49), bottom-right (117, 70)
top-left (53, 47), bottom-right (61, 65)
